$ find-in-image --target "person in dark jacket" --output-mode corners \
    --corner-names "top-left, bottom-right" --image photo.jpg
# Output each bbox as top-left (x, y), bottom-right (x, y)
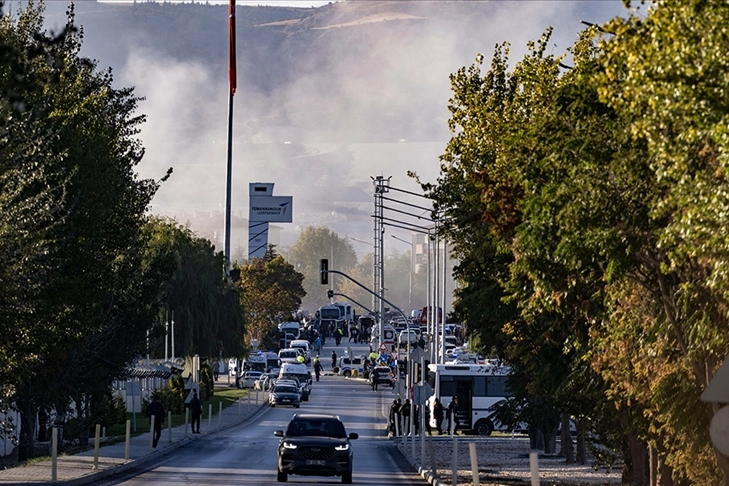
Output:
top-left (400, 399), bottom-right (412, 435)
top-left (447, 396), bottom-right (459, 435)
top-left (190, 390), bottom-right (203, 434)
top-left (433, 397), bottom-right (445, 435)
top-left (146, 394), bottom-right (165, 447)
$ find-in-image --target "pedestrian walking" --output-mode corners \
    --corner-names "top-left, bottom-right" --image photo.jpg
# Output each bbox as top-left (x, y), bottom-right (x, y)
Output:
top-left (433, 397), bottom-right (445, 435)
top-left (331, 350), bottom-right (337, 370)
top-left (424, 402), bottom-right (433, 435)
top-left (413, 404), bottom-right (420, 435)
top-left (400, 399), bottom-right (411, 435)
top-left (447, 396), bottom-right (460, 434)
top-left (190, 389), bottom-right (203, 434)
top-left (371, 369), bottom-right (379, 391)
top-left (145, 394), bottom-right (165, 447)
top-left (388, 399), bottom-right (400, 435)
top-left (313, 356), bottom-right (322, 381)
top-left (212, 361), bottom-right (220, 381)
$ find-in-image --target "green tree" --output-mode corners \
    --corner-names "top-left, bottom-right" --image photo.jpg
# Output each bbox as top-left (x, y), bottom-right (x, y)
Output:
top-left (148, 217), bottom-right (245, 360)
top-left (287, 226), bottom-right (357, 312)
top-left (237, 246), bottom-right (305, 350)
top-left (0, 2), bottom-right (172, 458)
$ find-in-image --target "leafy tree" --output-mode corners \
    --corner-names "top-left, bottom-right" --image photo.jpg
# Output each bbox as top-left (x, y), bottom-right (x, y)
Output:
top-left (237, 246), bottom-right (305, 350)
top-left (147, 216), bottom-right (245, 360)
top-left (287, 226), bottom-right (357, 312)
top-left (0, 2), bottom-right (173, 458)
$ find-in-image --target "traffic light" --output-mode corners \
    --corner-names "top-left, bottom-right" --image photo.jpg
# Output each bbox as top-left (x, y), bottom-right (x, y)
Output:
top-left (327, 289), bottom-right (334, 299)
top-left (320, 259), bottom-right (329, 285)
top-left (412, 362), bottom-right (420, 383)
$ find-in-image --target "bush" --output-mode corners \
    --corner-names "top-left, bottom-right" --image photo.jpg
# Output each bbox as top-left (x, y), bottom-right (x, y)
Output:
top-left (332, 366), bottom-right (339, 374)
top-left (160, 375), bottom-right (186, 414)
top-left (362, 370), bottom-right (370, 379)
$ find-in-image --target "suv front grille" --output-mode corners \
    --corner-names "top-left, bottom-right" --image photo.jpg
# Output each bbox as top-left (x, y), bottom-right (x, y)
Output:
top-left (298, 446), bottom-right (335, 460)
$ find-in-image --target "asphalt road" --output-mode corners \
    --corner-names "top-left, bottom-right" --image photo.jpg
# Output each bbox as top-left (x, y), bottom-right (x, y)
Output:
top-left (98, 344), bottom-right (427, 485)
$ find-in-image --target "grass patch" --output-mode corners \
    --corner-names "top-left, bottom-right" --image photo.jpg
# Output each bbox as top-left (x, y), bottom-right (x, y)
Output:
top-left (105, 388), bottom-right (248, 437)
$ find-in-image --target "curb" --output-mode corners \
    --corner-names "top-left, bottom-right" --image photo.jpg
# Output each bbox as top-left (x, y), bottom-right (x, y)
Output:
top-left (395, 439), bottom-right (447, 486)
top-left (59, 400), bottom-right (269, 486)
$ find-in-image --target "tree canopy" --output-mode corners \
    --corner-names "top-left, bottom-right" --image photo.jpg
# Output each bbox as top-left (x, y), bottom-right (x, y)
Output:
top-left (425, 2), bottom-right (729, 484)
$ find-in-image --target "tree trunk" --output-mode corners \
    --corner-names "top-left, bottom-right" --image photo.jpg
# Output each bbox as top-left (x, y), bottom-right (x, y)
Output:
top-left (543, 427), bottom-right (557, 454)
top-left (627, 434), bottom-right (649, 486)
top-left (558, 413), bottom-right (575, 463)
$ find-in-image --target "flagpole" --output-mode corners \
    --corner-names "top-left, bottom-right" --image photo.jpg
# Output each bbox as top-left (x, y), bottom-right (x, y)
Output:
top-left (224, 0), bottom-right (237, 276)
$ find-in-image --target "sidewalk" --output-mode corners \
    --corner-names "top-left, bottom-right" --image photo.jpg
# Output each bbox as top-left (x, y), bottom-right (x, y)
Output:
top-left (0, 383), bottom-right (268, 485)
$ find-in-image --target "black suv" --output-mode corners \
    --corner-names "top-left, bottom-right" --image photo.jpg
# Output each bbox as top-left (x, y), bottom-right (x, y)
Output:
top-left (274, 414), bottom-right (358, 483)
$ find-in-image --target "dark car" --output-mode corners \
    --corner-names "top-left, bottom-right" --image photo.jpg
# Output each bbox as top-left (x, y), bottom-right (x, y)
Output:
top-left (274, 413), bottom-right (358, 483)
top-left (269, 384), bottom-right (301, 408)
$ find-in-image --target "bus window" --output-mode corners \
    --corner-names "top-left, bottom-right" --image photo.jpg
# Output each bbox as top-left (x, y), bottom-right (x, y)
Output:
top-left (472, 376), bottom-right (487, 396)
top-left (427, 371), bottom-right (436, 390)
top-left (487, 376), bottom-right (510, 396)
top-left (439, 375), bottom-right (455, 397)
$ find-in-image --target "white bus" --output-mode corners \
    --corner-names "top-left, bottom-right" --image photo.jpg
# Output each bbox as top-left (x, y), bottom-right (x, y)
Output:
top-left (426, 362), bottom-right (513, 435)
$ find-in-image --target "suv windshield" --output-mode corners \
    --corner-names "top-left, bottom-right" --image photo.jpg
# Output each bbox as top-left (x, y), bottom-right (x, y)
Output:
top-left (286, 419), bottom-right (346, 438)
top-left (274, 386), bottom-right (298, 394)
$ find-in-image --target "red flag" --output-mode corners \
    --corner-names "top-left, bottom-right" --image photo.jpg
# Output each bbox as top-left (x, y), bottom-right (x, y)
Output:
top-left (229, 0), bottom-right (237, 96)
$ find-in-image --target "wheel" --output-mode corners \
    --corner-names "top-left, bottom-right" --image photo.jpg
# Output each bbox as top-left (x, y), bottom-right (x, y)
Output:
top-left (270, 403), bottom-right (275, 408)
top-left (295, 404), bottom-right (300, 408)
top-left (474, 419), bottom-right (493, 436)
top-left (343, 370), bottom-right (351, 377)
top-left (341, 470), bottom-right (352, 484)
top-left (277, 469), bottom-right (287, 482)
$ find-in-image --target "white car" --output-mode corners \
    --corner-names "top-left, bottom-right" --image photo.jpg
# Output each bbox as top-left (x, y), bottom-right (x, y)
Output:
top-left (290, 340), bottom-right (311, 364)
top-left (398, 329), bottom-right (419, 345)
top-left (238, 371), bottom-right (263, 389)
top-left (278, 348), bottom-right (304, 364)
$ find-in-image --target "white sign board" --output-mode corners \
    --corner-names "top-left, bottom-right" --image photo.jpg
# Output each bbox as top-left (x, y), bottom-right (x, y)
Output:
top-left (249, 196), bottom-right (293, 222)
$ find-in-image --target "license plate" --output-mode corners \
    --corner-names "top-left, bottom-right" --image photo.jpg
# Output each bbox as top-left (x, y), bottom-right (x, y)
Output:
top-left (306, 460), bottom-right (326, 466)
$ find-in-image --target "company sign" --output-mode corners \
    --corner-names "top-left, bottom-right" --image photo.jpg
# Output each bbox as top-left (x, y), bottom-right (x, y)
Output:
top-left (249, 196), bottom-right (293, 222)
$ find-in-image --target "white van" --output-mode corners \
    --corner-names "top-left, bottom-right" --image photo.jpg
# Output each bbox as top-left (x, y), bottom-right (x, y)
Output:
top-left (290, 339), bottom-right (311, 364)
top-left (279, 362), bottom-right (312, 400)
top-left (278, 322), bottom-right (301, 340)
top-left (279, 348), bottom-right (303, 364)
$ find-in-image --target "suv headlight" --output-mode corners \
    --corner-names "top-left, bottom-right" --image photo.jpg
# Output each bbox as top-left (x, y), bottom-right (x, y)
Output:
top-left (334, 443), bottom-right (349, 451)
top-left (283, 442), bottom-right (298, 449)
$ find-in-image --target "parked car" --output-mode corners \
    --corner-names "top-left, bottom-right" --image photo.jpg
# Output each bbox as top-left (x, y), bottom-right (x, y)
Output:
top-left (279, 363), bottom-right (312, 401)
top-left (369, 366), bottom-right (395, 387)
top-left (269, 383), bottom-right (301, 408)
top-left (254, 372), bottom-right (278, 391)
top-left (274, 413), bottom-right (358, 483)
top-left (279, 348), bottom-right (304, 364)
top-left (238, 371), bottom-right (263, 389)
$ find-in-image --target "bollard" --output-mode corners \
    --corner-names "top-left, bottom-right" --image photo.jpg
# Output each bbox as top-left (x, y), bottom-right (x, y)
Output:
top-left (102, 426), bottom-right (106, 439)
top-left (469, 442), bottom-right (480, 486)
top-left (238, 396), bottom-right (241, 416)
top-left (452, 435), bottom-right (458, 486)
top-left (219, 401), bottom-right (223, 427)
top-left (168, 410), bottom-right (173, 443)
top-left (530, 451), bottom-right (540, 486)
top-left (248, 390), bottom-right (251, 412)
top-left (93, 423), bottom-right (101, 470)
top-left (125, 420), bottom-right (131, 461)
top-left (427, 434), bottom-right (438, 479)
top-left (208, 403), bottom-right (212, 429)
top-left (149, 415), bottom-right (156, 449)
top-left (51, 427), bottom-right (58, 483)
top-left (185, 409), bottom-right (189, 436)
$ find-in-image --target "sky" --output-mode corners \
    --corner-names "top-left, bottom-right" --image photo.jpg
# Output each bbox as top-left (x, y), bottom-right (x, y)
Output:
top-left (6, 0), bottom-right (636, 260)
